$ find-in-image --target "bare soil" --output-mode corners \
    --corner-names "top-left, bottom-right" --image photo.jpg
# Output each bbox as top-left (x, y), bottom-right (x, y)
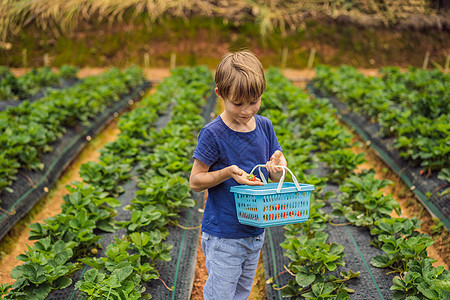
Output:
top-left (10, 67), bottom-right (171, 82)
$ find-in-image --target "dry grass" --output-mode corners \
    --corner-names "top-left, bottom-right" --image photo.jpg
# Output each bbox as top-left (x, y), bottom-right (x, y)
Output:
top-left (0, 0), bottom-right (440, 41)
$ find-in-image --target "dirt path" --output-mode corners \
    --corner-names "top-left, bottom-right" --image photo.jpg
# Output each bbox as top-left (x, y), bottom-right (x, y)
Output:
top-left (10, 67), bottom-right (171, 82)
top-left (10, 67), bottom-right (379, 82)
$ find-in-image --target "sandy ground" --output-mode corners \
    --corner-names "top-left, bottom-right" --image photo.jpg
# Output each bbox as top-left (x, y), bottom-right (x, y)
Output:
top-left (11, 67), bottom-right (171, 81)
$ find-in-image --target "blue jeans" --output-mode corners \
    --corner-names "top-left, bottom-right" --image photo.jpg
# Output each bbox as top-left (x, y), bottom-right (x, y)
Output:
top-left (201, 231), bottom-right (265, 300)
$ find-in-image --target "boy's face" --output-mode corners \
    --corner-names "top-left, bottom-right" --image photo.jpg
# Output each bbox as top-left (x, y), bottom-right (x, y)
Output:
top-left (222, 96), bottom-right (261, 125)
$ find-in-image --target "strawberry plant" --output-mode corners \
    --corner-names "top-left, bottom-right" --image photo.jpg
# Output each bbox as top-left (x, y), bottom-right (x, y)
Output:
top-left (0, 68), bottom-right (22, 99)
top-left (370, 234), bottom-right (434, 272)
top-left (370, 217), bottom-right (422, 248)
top-left (28, 182), bottom-right (119, 250)
top-left (310, 122), bottom-right (354, 153)
top-left (74, 66), bottom-right (213, 299)
top-left (118, 203), bottom-right (173, 233)
top-left (280, 232), bottom-right (359, 299)
top-left (263, 68), bottom-right (360, 298)
top-left (0, 65), bottom-right (79, 100)
top-left (80, 160), bottom-right (133, 197)
top-left (319, 149), bottom-right (366, 184)
top-left (390, 258), bottom-right (450, 300)
top-left (99, 135), bottom-right (144, 160)
top-left (58, 65), bottom-right (79, 80)
top-left (0, 67), bottom-right (145, 195)
top-left (2, 66), bottom-right (176, 298)
top-left (77, 238), bottom-right (153, 300)
top-left (313, 65), bottom-right (450, 174)
top-left (0, 239), bottom-right (76, 299)
top-left (332, 169), bottom-right (400, 227)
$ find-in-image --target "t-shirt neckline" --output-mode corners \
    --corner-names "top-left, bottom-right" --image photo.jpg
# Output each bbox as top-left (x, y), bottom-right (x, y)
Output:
top-left (218, 114), bottom-right (258, 134)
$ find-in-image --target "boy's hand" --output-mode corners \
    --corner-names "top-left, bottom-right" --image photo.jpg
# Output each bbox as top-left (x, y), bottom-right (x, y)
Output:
top-left (265, 150), bottom-right (285, 173)
top-left (229, 165), bottom-right (264, 186)
top-left (265, 150), bottom-right (287, 182)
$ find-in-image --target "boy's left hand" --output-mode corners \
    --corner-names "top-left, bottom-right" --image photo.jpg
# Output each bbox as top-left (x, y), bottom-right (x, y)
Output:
top-left (265, 150), bottom-right (286, 181)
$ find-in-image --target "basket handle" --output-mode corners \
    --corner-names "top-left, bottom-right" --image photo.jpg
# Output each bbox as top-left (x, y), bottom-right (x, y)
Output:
top-left (249, 164), bottom-right (302, 193)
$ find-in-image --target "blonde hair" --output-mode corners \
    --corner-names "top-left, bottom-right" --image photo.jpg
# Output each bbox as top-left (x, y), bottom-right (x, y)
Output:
top-left (215, 50), bottom-right (266, 103)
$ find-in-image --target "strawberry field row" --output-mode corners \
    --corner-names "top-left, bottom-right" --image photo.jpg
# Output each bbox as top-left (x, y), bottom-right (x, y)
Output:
top-left (74, 66), bottom-right (213, 299)
top-left (0, 66), bottom-right (79, 101)
top-left (261, 68), bottom-right (362, 299)
top-left (0, 67), bottom-right (151, 299)
top-left (261, 68), bottom-right (448, 300)
top-left (313, 66), bottom-right (449, 181)
top-left (0, 66), bottom-right (214, 299)
top-left (0, 66), bottom-right (145, 196)
top-left (311, 65), bottom-right (449, 231)
top-left (0, 67), bottom-right (149, 244)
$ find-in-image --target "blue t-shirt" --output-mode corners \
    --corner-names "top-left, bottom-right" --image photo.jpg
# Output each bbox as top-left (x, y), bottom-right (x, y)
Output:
top-left (193, 114), bottom-right (282, 238)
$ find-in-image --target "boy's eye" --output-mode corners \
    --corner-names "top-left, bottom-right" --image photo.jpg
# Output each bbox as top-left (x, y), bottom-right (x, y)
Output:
top-left (232, 102), bottom-right (242, 106)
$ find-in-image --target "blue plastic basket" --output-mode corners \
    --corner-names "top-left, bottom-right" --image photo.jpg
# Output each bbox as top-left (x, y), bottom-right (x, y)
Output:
top-left (230, 165), bottom-right (314, 228)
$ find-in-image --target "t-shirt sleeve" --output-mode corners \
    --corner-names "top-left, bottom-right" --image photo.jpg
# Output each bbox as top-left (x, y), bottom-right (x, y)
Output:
top-left (193, 127), bottom-right (219, 166)
top-left (267, 119), bottom-right (283, 155)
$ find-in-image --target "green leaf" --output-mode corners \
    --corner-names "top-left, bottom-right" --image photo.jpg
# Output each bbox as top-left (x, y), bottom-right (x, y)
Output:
top-left (433, 278), bottom-right (450, 292)
top-left (79, 257), bottom-right (105, 270)
top-left (51, 276), bottom-right (72, 289)
top-left (417, 282), bottom-right (439, 299)
top-left (114, 265), bottom-right (134, 283)
top-left (84, 269), bottom-right (99, 282)
top-left (295, 272), bottom-right (316, 287)
top-left (371, 255), bottom-right (391, 268)
top-left (329, 243), bottom-right (345, 255)
top-left (104, 197), bottom-right (121, 208)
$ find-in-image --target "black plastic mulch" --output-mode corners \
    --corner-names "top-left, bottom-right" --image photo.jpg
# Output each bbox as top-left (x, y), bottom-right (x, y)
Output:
top-left (144, 191), bottom-right (205, 300)
top-left (46, 168), bottom-right (139, 300)
top-left (0, 81), bottom-right (151, 241)
top-left (146, 86), bottom-right (216, 299)
top-left (0, 79), bottom-right (79, 112)
top-left (307, 84), bottom-right (449, 230)
top-left (262, 82), bottom-right (448, 298)
top-left (262, 165), bottom-right (395, 300)
top-left (48, 86), bottom-right (216, 299)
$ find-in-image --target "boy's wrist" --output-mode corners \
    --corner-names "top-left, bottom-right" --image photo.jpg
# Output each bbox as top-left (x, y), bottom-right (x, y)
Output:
top-left (227, 165), bottom-right (236, 178)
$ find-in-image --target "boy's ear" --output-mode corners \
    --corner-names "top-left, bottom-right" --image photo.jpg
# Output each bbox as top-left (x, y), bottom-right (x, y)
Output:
top-left (214, 87), bottom-right (221, 98)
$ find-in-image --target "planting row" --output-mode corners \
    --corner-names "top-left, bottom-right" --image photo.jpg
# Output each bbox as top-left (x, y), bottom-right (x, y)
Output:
top-left (313, 65), bottom-right (449, 179)
top-left (0, 66), bottom-right (79, 101)
top-left (262, 68), bottom-right (361, 299)
top-left (262, 68), bottom-right (448, 299)
top-left (0, 66), bottom-right (145, 197)
top-left (311, 65), bottom-right (449, 230)
top-left (0, 66), bottom-right (213, 299)
top-left (76, 66), bottom-right (213, 299)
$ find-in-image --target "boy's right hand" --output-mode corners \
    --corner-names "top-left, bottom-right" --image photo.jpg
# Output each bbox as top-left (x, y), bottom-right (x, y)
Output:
top-left (229, 165), bottom-right (264, 186)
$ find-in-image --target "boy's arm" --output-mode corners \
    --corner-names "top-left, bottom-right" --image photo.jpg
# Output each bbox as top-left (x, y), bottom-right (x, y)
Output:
top-left (265, 150), bottom-right (287, 182)
top-left (189, 159), bottom-right (264, 192)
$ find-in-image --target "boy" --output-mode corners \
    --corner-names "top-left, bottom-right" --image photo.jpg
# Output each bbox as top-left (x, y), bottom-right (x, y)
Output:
top-left (189, 50), bottom-right (286, 299)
